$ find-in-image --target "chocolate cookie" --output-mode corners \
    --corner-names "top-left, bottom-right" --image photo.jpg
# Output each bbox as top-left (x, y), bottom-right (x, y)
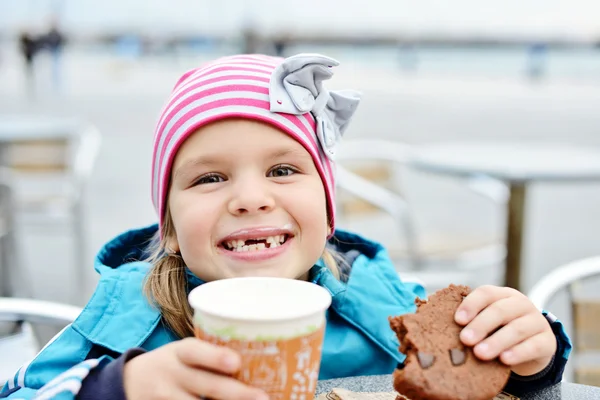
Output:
top-left (389, 284), bottom-right (511, 400)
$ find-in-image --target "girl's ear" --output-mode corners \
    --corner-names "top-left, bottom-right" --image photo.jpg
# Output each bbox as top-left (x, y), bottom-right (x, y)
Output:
top-left (327, 225), bottom-right (333, 236)
top-left (166, 237), bottom-right (180, 254)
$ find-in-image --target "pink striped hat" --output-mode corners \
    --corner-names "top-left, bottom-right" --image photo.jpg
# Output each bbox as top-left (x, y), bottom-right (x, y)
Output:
top-left (151, 53), bottom-right (361, 237)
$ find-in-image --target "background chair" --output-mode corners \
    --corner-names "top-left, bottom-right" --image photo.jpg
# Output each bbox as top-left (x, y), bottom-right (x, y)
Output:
top-left (0, 169), bottom-right (23, 299)
top-left (0, 298), bottom-right (82, 387)
top-left (0, 117), bottom-right (102, 303)
top-left (528, 256), bottom-right (600, 386)
top-left (335, 138), bottom-right (507, 291)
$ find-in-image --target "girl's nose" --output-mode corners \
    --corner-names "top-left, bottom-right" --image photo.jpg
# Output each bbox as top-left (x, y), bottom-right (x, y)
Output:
top-left (227, 178), bottom-right (275, 216)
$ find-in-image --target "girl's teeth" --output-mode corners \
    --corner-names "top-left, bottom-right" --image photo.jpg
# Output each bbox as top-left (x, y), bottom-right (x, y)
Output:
top-left (227, 235), bottom-right (288, 251)
top-left (265, 235), bottom-right (286, 245)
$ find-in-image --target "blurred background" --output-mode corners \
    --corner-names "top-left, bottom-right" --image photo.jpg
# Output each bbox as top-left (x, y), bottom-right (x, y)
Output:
top-left (1, 0), bottom-right (600, 387)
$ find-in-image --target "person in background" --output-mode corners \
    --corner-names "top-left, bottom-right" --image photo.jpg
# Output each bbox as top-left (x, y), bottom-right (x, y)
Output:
top-left (18, 30), bottom-right (38, 96)
top-left (41, 19), bottom-right (65, 93)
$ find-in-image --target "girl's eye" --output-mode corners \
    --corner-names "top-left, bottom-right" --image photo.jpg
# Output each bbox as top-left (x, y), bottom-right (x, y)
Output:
top-left (268, 165), bottom-right (296, 178)
top-left (195, 174), bottom-right (224, 185)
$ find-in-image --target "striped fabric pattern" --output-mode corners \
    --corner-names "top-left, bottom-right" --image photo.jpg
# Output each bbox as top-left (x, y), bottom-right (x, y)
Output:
top-left (151, 54), bottom-right (336, 233)
top-left (31, 359), bottom-right (99, 400)
top-left (1, 359), bottom-right (100, 400)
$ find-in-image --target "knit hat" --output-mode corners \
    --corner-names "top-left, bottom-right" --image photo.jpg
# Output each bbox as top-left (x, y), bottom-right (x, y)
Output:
top-left (151, 53), bottom-right (361, 237)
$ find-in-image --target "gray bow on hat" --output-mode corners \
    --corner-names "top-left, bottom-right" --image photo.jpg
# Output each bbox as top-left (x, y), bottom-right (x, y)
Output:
top-left (269, 53), bottom-right (362, 160)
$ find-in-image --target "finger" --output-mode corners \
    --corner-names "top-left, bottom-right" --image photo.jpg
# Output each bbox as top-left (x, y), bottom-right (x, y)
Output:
top-left (167, 388), bottom-right (202, 400)
top-left (499, 331), bottom-right (557, 366)
top-left (180, 367), bottom-right (269, 400)
top-left (175, 337), bottom-right (241, 375)
top-left (471, 314), bottom-right (546, 360)
top-left (459, 296), bottom-right (531, 346)
top-left (455, 285), bottom-right (518, 325)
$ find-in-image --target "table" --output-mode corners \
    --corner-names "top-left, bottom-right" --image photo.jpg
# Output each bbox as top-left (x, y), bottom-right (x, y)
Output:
top-left (407, 142), bottom-right (600, 291)
top-left (0, 116), bottom-right (82, 169)
top-left (316, 374), bottom-right (600, 399)
top-left (0, 116), bottom-right (81, 139)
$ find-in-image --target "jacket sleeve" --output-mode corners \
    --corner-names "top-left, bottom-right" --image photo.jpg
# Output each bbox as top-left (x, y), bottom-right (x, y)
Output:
top-left (503, 310), bottom-right (572, 396)
top-left (1, 359), bottom-right (106, 400)
top-left (0, 325), bottom-right (107, 400)
top-left (76, 348), bottom-right (146, 400)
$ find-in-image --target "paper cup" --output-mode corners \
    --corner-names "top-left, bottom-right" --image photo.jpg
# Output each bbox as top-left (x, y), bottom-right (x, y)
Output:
top-left (188, 277), bottom-right (332, 400)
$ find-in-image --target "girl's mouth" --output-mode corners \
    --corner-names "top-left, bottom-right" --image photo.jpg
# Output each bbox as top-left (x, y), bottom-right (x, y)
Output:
top-left (221, 234), bottom-right (291, 252)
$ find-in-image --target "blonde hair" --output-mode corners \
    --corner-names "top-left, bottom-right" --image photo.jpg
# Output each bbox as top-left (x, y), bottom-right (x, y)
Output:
top-left (144, 207), bottom-right (341, 339)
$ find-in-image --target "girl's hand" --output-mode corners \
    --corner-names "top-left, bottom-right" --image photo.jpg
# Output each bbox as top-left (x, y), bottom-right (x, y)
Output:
top-left (123, 337), bottom-right (269, 400)
top-left (454, 285), bottom-right (556, 377)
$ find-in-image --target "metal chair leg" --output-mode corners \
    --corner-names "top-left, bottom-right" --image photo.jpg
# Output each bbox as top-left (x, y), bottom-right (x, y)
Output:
top-left (71, 199), bottom-right (87, 305)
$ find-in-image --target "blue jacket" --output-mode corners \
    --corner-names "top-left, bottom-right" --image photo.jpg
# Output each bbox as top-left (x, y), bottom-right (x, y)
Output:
top-left (1, 225), bottom-right (571, 399)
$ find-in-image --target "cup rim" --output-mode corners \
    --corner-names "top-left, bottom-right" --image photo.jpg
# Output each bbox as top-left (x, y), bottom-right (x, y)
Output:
top-left (188, 277), bottom-right (332, 323)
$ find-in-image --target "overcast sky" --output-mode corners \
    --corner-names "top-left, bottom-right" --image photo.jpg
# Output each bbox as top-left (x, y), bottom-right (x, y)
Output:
top-left (1, 0), bottom-right (599, 41)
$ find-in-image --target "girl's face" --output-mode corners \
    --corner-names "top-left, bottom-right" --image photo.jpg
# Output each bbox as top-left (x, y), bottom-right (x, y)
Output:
top-left (167, 118), bottom-right (329, 282)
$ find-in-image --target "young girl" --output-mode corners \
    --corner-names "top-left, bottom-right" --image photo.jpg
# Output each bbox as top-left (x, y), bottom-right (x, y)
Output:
top-left (1, 54), bottom-right (570, 400)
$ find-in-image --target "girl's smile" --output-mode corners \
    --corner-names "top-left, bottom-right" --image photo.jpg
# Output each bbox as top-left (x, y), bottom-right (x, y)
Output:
top-left (217, 225), bottom-right (296, 262)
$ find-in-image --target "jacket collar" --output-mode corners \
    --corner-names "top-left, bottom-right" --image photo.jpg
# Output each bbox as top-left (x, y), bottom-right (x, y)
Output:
top-left (75, 225), bottom-right (413, 360)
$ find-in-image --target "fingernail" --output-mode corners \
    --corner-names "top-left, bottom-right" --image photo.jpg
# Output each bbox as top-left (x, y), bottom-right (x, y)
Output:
top-left (224, 354), bottom-right (240, 370)
top-left (476, 342), bottom-right (489, 356)
top-left (461, 328), bottom-right (475, 342)
top-left (256, 393), bottom-right (269, 400)
top-left (455, 310), bottom-right (468, 323)
top-left (503, 350), bottom-right (514, 362)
